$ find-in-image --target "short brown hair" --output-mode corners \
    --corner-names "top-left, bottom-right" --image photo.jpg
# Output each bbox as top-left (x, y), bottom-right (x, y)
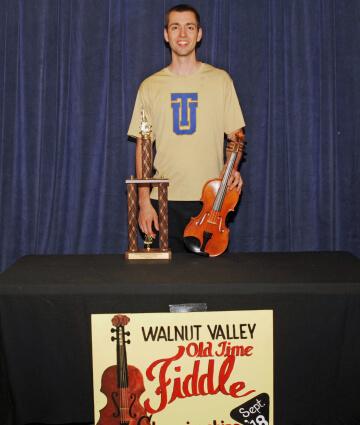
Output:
top-left (165, 4), bottom-right (201, 28)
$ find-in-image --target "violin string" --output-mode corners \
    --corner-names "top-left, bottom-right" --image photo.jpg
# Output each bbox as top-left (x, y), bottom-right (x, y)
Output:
top-left (210, 151), bottom-right (235, 222)
top-left (120, 342), bottom-right (124, 421)
top-left (122, 331), bottom-right (130, 419)
top-left (120, 329), bottom-right (127, 421)
top-left (208, 157), bottom-right (234, 229)
top-left (122, 345), bottom-right (129, 418)
top-left (215, 151), bottom-right (237, 212)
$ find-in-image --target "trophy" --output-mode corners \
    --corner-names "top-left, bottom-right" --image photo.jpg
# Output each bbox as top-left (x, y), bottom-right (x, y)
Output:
top-left (125, 109), bottom-right (171, 260)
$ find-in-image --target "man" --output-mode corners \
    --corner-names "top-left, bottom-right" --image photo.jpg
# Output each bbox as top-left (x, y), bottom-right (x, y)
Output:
top-left (128, 4), bottom-right (245, 252)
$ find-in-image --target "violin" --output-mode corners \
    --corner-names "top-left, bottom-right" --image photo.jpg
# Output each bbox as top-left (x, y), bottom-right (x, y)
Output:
top-left (183, 134), bottom-right (245, 257)
top-left (97, 314), bottom-right (151, 425)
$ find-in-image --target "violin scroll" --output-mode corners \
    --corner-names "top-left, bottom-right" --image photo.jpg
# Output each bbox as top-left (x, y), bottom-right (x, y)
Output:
top-left (111, 314), bottom-right (130, 327)
top-left (226, 130), bottom-right (246, 157)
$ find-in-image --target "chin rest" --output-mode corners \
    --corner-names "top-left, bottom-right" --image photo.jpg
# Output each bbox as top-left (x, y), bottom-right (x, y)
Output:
top-left (183, 236), bottom-right (209, 257)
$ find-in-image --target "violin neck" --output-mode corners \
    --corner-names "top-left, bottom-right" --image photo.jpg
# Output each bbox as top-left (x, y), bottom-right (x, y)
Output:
top-left (213, 151), bottom-right (237, 212)
top-left (116, 326), bottom-right (129, 388)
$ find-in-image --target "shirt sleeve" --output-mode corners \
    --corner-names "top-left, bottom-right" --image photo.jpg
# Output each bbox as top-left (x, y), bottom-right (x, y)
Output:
top-left (127, 83), bottom-right (155, 141)
top-left (223, 74), bottom-right (245, 135)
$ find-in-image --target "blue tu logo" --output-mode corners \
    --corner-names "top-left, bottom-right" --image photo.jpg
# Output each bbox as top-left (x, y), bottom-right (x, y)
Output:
top-left (171, 93), bottom-right (198, 135)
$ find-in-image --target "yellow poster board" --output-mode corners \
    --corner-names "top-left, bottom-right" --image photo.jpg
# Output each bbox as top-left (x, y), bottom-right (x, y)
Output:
top-left (92, 310), bottom-right (273, 425)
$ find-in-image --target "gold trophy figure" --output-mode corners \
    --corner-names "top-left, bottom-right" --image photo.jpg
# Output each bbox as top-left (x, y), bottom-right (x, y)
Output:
top-left (125, 109), bottom-right (171, 260)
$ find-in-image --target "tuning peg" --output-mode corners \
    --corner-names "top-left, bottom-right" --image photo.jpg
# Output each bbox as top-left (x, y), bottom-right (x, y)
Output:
top-left (111, 336), bottom-right (116, 342)
top-left (126, 340), bottom-right (131, 344)
top-left (125, 331), bottom-right (130, 336)
top-left (111, 328), bottom-right (116, 333)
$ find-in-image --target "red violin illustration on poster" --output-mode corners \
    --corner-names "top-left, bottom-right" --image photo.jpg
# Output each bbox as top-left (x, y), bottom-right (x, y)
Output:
top-left (97, 314), bottom-right (152, 425)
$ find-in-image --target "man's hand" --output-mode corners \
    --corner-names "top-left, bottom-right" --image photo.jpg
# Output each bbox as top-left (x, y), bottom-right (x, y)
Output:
top-left (223, 128), bottom-right (245, 193)
top-left (138, 200), bottom-right (159, 238)
top-left (227, 169), bottom-right (243, 192)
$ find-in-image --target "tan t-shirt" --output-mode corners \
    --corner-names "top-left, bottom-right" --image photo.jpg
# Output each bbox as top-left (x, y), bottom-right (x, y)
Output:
top-left (128, 63), bottom-right (245, 200)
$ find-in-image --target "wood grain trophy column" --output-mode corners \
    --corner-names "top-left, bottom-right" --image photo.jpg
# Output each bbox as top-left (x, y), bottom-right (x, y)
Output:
top-left (125, 109), bottom-right (171, 260)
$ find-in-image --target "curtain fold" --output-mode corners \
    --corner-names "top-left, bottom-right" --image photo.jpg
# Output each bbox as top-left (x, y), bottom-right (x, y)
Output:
top-left (1, 0), bottom-right (359, 272)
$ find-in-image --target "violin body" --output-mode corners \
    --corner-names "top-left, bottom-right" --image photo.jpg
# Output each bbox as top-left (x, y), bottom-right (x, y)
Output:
top-left (97, 314), bottom-right (151, 425)
top-left (183, 178), bottom-right (239, 257)
top-left (97, 364), bottom-right (150, 425)
top-left (184, 131), bottom-right (245, 257)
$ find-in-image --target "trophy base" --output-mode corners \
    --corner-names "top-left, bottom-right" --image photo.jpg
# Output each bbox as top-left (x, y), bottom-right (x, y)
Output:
top-left (125, 249), bottom-right (172, 260)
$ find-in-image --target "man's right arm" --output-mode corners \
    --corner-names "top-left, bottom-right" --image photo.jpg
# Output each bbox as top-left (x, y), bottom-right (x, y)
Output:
top-left (136, 138), bottom-right (159, 238)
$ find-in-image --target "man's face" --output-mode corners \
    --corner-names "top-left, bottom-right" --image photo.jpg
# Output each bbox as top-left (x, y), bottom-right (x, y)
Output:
top-left (164, 11), bottom-right (203, 58)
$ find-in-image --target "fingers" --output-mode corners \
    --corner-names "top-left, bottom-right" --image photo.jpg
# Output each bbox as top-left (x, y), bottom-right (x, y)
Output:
top-left (228, 170), bottom-right (244, 192)
top-left (138, 204), bottom-right (159, 238)
top-left (226, 141), bottom-right (236, 155)
top-left (139, 217), bottom-right (156, 238)
top-left (153, 212), bottom-right (159, 232)
top-left (142, 220), bottom-right (156, 238)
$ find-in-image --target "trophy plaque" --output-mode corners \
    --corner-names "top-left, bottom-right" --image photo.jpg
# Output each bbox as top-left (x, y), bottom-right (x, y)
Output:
top-left (125, 110), bottom-right (171, 260)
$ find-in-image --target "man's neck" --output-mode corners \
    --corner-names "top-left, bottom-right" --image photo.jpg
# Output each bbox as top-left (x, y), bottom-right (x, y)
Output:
top-left (168, 55), bottom-right (201, 76)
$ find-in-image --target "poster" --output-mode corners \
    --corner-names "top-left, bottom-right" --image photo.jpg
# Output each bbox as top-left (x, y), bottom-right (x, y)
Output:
top-left (92, 310), bottom-right (273, 425)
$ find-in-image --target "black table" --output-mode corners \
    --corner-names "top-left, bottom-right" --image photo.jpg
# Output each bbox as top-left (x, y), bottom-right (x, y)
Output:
top-left (1, 252), bottom-right (360, 425)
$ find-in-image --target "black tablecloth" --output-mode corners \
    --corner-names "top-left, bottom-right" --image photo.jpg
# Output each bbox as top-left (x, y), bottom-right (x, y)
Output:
top-left (1, 252), bottom-right (360, 425)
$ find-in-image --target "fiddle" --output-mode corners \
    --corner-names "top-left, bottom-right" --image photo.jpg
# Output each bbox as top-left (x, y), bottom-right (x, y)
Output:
top-left (183, 133), bottom-right (245, 257)
top-left (97, 314), bottom-right (151, 425)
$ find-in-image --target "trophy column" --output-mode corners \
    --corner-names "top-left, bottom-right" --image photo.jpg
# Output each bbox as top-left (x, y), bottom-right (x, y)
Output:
top-left (125, 110), bottom-right (171, 260)
top-left (126, 180), bottom-right (138, 252)
top-left (158, 183), bottom-right (169, 251)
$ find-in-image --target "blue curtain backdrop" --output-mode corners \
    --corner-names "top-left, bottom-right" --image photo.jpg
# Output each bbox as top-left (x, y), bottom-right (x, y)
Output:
top-left (0, 0), bottom-right (359, 272)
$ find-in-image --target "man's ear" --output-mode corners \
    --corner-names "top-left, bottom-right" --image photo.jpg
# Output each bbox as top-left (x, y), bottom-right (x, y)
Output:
top-left (164, 27), bottom-right (169, 43)
top-left (197, 27), bottom-right (203, 43)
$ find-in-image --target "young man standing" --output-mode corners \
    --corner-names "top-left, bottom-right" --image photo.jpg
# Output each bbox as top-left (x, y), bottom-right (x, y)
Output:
top-left (128, 4), bottom-right (245, 252)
